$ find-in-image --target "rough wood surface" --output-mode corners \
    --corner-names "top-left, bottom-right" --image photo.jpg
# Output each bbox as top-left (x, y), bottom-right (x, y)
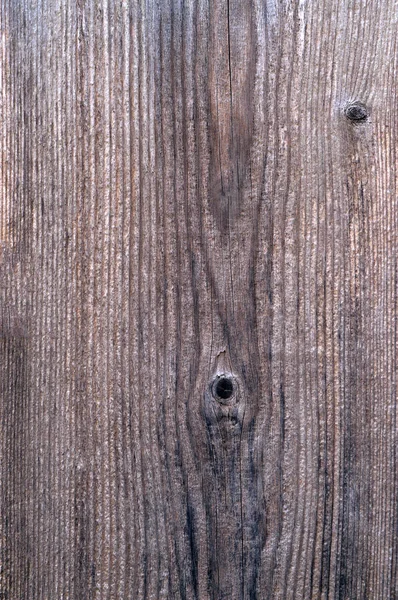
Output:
top-left (1, 1), bottom-right (397, 598)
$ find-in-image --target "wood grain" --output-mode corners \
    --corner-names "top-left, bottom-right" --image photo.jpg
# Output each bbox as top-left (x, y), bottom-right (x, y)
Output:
top-left (1, 1), bottom-right (397, 598)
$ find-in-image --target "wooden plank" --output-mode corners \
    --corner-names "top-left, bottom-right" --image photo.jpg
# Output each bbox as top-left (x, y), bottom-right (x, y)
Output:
top-left (1, 0), bottom-right (397, 598)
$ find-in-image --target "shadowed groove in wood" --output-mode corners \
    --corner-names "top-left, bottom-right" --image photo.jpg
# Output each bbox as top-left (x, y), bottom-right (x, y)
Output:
top-left (1, 1), bottom-right (398, 599)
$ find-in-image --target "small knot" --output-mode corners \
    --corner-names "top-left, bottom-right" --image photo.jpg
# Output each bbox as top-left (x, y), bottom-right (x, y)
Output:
top-left (345, 101), bottom-right (368, 122)
top-left (212, 374), bottom-right (235, 403)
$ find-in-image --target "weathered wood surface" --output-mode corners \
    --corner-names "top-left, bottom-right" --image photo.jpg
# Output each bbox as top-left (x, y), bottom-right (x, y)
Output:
top-left (1, 1), bottom-right (397, 598)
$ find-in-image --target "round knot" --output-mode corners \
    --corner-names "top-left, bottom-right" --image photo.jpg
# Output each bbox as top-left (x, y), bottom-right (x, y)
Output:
top-left (211, 374), bottom-right (236, 403)
top-left (345, 101), bottom-right (368, 122)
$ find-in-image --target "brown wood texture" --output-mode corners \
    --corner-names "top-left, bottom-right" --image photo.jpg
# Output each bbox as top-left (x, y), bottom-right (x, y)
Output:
top-left (1, 1), bottom-right (398, 598)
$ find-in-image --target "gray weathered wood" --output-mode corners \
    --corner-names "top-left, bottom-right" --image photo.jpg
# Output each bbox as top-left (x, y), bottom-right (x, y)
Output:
top-left (1, 1), bottom-right (397, 598)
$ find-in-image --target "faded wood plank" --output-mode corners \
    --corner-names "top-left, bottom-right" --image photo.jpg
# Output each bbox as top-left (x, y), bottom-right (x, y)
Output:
top-left (1, 1), bottom-right (397, 598)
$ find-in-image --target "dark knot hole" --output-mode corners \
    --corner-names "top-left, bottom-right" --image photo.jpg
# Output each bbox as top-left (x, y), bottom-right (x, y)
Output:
top-left (345, 101), bottom-right (368, 122)
top-left (213, 376), bottom-right (234, 400)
